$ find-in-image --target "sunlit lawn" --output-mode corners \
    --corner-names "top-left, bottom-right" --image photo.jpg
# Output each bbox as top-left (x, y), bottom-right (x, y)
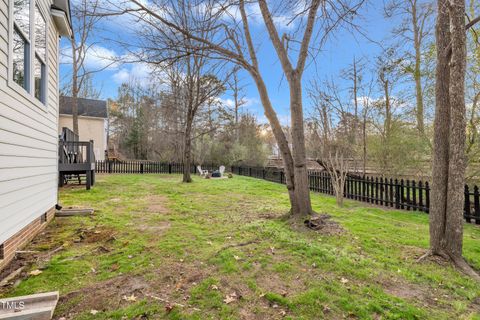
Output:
top-left (3, 174), bottom-right (480, 319)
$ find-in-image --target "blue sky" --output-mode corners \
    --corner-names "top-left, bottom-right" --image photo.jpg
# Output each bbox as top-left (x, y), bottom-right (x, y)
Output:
top-left (60, 1), bottom-right (402, 124)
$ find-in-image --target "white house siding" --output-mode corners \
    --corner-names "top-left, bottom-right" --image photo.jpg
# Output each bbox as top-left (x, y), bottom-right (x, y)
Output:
top-left (0, 0), bottom-right (60, 244)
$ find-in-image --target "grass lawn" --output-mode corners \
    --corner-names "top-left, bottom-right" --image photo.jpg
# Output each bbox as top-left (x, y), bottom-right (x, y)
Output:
top-left (2, 174), bottom-right (480, 319)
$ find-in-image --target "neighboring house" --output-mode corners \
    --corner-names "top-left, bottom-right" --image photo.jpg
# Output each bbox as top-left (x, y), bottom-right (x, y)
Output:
top-left (0, 0), bottom-right (72, 270)
top-left (59, 96), bottom-right (108, 160)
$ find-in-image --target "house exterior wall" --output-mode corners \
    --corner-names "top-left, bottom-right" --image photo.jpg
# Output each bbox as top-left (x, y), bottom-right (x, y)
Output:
top-left (58, 115), bottom-right (107, 160)
top-left (0, 0), bottom-right (62, 268)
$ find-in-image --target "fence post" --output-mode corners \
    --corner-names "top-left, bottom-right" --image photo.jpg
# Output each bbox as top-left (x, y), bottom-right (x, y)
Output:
top-left (140, 163), bottom-right (144, 174)
top-left (168, 163), bottom-right (172, 174)
top-left (262, 169), bottom-right (266, 180)
top-left (108, 160), bottom-right (112, 174)
top-left (412, 180), bottom-right (417, 211)
top-left (464, 185), bottom-right (471, 223)
top-left (425, 182), bottom-right (430, 213)
top-left (418, 181), bottom-right (424, 212)
top-left (400, 179), bottom-right (405, 209)
top-left (474, 186), bottom-right (480, 225)
top-left (379, 177), bottom-right (384, 206)
top-left (362, 176), bottom-right (366, 202)
top-left (395, 179), bottom-right (400, 209)
top-left (406, 180), bottom-right (411, 211)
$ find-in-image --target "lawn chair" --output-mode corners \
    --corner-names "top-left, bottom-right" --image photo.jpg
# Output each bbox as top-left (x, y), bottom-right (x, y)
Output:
top-left (219, 166), bottom-right (225, 177)
top-left (197, 165), bottom-right (208, 177)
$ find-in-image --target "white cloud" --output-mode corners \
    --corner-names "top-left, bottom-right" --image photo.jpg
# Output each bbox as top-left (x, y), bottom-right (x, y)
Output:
top-left (216, 96), bottom-right (260, 109)
top-left (199, 2), bottom-right (300, 32)
top-left (60, 43), bottom-right (119, 70)
top-left (84, 45), bottom-right (119, 70)
top-left (112, 68), bottom-right (130, 84)
top-left (112, 63), bottom-right (155, 87)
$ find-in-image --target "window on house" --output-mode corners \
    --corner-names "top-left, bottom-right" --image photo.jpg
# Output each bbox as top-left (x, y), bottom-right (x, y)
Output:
top-left (12, 27), bottom-right (28, 88)
top-left (34, 4), bottom-right (46, 103)
top-left (11, 0), bottom-right (47, 105)
top-left (14, 0), bottom-right (30, 37)
top-left (13, 0), bottom-right (30, 90)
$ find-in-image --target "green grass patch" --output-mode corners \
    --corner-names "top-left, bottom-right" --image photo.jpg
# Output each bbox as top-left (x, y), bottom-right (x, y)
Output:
top-left (1, 174), bottom-right (478, 319)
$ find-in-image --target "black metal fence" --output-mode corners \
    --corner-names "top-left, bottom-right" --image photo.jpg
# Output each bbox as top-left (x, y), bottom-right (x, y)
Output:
top-left (94, 160), bottom-right (480, 224)
top-left (231, 166), bottom-right (480, 225)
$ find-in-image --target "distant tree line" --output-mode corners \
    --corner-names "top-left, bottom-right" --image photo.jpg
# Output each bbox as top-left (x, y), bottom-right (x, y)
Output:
top-left (108, 76), bottom-right (270, 169)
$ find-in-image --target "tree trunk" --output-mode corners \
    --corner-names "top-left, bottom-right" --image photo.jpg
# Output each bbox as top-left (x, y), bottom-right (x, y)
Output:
top-left (336, 191), bottom-right (344, 207)
top-left (251, 72), bottom-right (298, 213)
top-left (71, 40), bottom-right (79, 136)
top-left (429, 0), bottom-right (477, 277)
top-left (444, 0), bottom-right (466, 259)
top-left (363, 116), bottom-right (367, 176)
top-left (383, 78), bottom-right (392, 140)
top-left (183, 113), bottom-right (193, 183)
top-left (289, 73), bottom-right (313, 216)
top-left (430, 0), bottom-right (451, 253)
top-left (412, 1), bottom-right (425, 134)
top-left (353, 58), bottom-right (359, 144)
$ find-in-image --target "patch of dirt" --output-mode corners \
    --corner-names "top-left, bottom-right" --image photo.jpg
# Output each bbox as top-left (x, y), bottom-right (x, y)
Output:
top-left (57, 274), bottom-right (151, 318)
top-left (59, 183), bottom-right (87, 190)
top-left (57, 261), bottom-right (213, 319)
top-left (255, 273), bottom-right (306, 297)
top-left (0, 220), bottom-right (74, 292)
top-left (398, 246), bottom-right (454, 266)
top-left (143, 195), bottom-right (170, 214)
top-left (76, 226), bottom-right (116, 244)
top-left (137, 221), bottom-right (171, 233)
top-left (382, 280), bottom-right (432, 302)
top-left (378, 276), bottom-right (472, 314)
top-left (303, 214), bottom-right (345, 235)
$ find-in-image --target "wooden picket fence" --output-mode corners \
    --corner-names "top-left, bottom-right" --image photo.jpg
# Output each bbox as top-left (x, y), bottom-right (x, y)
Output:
top-left (94, 160), bottom-right (480, 224)
top-left (95, 160), bottom-right (219, 174)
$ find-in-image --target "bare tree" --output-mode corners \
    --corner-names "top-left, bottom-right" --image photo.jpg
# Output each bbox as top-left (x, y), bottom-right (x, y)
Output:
top-left (103, 0), bottom-right (365, 217)
top-left (66, 0), bottom-right (112, 135)
top-left (422, 0), bottom-right (480, 280)
top-left (359, 79), bottom-right (375, 176)
top-left (386, 0), bottom-right (434, 135)
top-left (324, 150), bottom-right (351, 207)
top-left (161, 57), bottom-right (226, 182)
top-left (226, 67), bottom-right (247, 142)
top-left (308, 79), bottom-right (356, 206)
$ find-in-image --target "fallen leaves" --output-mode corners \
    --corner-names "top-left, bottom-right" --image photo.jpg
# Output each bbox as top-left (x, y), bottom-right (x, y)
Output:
top-left (223, 292), bottom-right (237, 304)
top-left (340, 277), bottom-right (349, 285)
top-left (29, 269), bottom-right (43, 276)
top-left (123, 294), bottom-right (137, 302)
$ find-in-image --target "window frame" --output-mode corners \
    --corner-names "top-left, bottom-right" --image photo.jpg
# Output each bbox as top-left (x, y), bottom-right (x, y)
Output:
top-left (8, 0), bottom-right (49, 110)
top-left (34, 4), bottom-right (47, 104)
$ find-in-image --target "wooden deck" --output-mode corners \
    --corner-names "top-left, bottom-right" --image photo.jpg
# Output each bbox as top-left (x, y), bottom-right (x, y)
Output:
top-left (58, 128), bottom-right (96, 190)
